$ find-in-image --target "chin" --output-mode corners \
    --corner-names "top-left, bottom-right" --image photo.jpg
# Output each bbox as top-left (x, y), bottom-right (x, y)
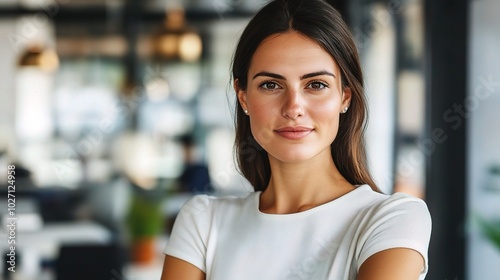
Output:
top-left (269, 149), bottom-right (318, 163)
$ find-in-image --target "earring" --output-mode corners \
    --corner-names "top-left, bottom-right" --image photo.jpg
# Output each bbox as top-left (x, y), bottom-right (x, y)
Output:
top-left (244, 109), bottom-right (249, 115)
top-left (342, 107), bottom-right (349, 113)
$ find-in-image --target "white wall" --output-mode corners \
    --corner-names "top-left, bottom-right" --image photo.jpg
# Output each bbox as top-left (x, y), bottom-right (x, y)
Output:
top-left (363, 3), bottom-right (396, 194)
top-left (0, 19), bottom-right (19, 167)
top-left (468, 1), bottom-right (500, 279)
top-left (0, 20), bottom-right (16, 123)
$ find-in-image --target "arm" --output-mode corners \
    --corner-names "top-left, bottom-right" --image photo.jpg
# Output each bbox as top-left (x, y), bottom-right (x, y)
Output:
top-left (356, 194), bottom-right (432, 280)
top-left (160, 255), bottom-right (206, 280)
top-left (162, 195), bottom-right (210, 279)
top-left (358, 248), bottom-right (424, 280)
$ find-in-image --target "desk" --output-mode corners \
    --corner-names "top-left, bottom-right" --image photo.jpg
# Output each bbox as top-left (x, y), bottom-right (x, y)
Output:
top-left (0, 221), bottom-right (112, 279)
top-left (124, 259), bottom-right (164, 280)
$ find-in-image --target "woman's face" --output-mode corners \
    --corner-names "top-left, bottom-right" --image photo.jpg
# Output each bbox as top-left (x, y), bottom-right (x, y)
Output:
top-left (237, 31), bottom-right (351, 164)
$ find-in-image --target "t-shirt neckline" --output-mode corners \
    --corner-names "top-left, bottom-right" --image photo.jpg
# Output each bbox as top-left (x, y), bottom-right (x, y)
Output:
top-left (253, 184), bottom-right (372, 217)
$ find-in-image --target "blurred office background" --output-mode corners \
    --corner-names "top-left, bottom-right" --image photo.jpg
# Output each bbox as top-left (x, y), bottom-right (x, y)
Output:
top-left (0, 0), bottom-right (498, 279)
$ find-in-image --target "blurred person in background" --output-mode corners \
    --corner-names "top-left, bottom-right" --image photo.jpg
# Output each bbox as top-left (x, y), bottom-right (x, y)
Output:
top-left (176, 134), bottom-right (212, 194)
top-left (161, 0), bottom-right (431, 279)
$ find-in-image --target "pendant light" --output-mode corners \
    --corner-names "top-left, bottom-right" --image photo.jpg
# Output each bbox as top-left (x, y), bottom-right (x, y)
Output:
top-left (154, 8), bottom-right (203, 62)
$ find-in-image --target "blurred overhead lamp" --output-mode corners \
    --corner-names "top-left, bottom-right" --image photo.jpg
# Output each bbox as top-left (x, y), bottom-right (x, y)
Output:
top-left (154, 8), bottom-right (203, 62)
top-left (18, 45), bottom-right (59, 72)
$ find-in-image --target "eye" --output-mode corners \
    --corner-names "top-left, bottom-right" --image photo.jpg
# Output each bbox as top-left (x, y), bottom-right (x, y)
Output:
top-left (259, 81), bottom-right (282, 91)
top-left (307, 81), bottom-right (328, 90)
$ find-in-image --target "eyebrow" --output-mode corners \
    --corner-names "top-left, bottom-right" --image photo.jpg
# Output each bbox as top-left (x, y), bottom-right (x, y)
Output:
top-left (252, 71), bottom-right (336, 80)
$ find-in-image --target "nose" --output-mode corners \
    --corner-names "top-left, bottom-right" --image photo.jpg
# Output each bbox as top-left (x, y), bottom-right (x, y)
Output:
top-left (281, 89), bottom-right (304, 120)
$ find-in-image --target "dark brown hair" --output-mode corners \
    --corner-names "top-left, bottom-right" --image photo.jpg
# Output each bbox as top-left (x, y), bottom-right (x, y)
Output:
top-left (232, 0), bottom-right (379, 192)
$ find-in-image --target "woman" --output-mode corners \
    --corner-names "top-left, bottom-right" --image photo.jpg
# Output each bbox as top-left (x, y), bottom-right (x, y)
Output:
top-left (161, 0), bottom-right (431, 279)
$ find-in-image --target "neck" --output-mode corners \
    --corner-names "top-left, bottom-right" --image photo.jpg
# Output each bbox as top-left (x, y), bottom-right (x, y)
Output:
top-left (260, 150), bottom-right (354, 214)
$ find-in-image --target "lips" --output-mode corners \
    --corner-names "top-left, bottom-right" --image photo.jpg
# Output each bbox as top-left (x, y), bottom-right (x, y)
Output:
top-left (274, 126), bottom-right (314, 140)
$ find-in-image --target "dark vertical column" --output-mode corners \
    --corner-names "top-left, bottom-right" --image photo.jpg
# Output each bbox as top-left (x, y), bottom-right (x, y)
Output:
top-left (424, 1), bottom-right (468, 279)
top-left (123, 0), bottom-right (143, 129)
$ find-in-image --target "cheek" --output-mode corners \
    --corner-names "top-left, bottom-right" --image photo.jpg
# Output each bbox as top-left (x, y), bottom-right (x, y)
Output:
top-left (247, 95), bottom-right (276, 125)
top-left (249, 111), bottom-right (275, 146)
top-left (248, 93), bottom-right (277, 112)
top-left (246, 98), bottom-right (277, 147)
top-left (313, 97), bottom-right (341, 119)
top-left (311, 98), bottom-right (342, 138)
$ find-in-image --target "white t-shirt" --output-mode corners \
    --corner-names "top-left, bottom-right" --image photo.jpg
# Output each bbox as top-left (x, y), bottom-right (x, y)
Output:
top-left (164, 184), bottom-right (432, 280)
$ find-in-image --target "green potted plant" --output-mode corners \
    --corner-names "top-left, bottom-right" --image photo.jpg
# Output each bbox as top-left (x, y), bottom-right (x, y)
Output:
top-left (478, 218), bottom-right (500, 251)
top-left (479, 165), bottom-right (500, 251)
top-left (126, 193), bottom-right (164, 264)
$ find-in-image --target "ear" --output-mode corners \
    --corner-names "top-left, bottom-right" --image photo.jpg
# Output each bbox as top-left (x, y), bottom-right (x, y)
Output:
top-left (234, 79), bottom-right (248, 111)
top-left (342, 86), bottom-right (352, 109)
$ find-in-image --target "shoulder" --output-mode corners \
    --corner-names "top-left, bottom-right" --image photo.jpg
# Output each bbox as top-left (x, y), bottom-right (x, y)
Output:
top-left (358, 190), bottom-right (432, 234)
top-left (354, 190), bottom-right (432, 274)
top-left (353, 185), bottom-right (431, 220)
top-left (369, 192), bottom-right (431, 221)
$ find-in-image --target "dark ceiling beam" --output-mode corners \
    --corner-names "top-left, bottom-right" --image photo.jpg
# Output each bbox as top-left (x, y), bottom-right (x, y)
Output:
top-left (0, 6), bottom-right (254, 22)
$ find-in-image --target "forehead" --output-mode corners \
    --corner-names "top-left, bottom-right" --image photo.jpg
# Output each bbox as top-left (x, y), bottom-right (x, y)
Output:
top-left (248, 31), bottom-right (339, 76)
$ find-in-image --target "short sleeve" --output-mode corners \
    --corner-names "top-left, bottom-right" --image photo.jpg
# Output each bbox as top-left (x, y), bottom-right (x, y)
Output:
top-left (164, 195), bottom-right (211, 272)
top-left (356, 194), bottom-right (432, 278)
